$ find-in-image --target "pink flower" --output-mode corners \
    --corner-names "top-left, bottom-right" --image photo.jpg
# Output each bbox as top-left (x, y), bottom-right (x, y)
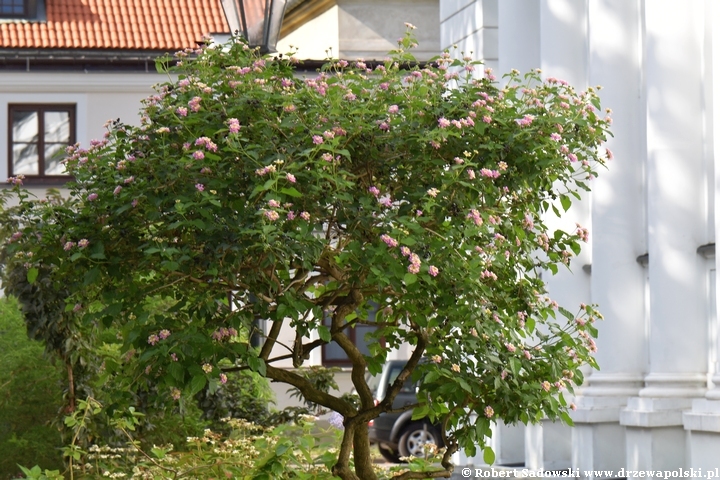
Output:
top-left (378, 122), bottom-right (390, 131)
top-left (467, 169), bottom-right (476, 180)
top-left (542, 381), bottom-right (552, 392)
top-left (428, 265), bottom-right (439, 277)
top-left (264, 210), bottom-right (280, 221)
top-left (287, 211), bottom-right (296, 220)
top-left (286, 173), bottom-right (296, 183)
top-left (148, 334), bottom-right (160, 345)
top-left (380, 234), bottom-right (398, 248)
top-left (113, 185), bottom-right (122, 196)
top-left (482, 115), bottom-right (492, 124)
top-left (378, 197), bottom-right (392, 207)
top-left (567, 153), bottom-right (578, 162)
top-left (368, 186), bottom-right (380, 197)
top-left (227, 118), bottom-right (240, 133)
top-left (388, 105), bottom-right (399, 114)
top-left (220, 373), bottom-right (228, 384)
top-left (64, 241), bottom-right (76, 251)
top-left (312, 135), bottom-right (324, 145)
top-left (550, 133), bottom-right (561, 141)
top-left (176, 106), bottom-right (188, 117)
top-left (171, 388), bottom-right (181, 400)
top-left (438, 117), bottom-right (451, 128)
top-left (195, 183), bottom-right (205, 192)
top-left (427, 188), bottom-right (439, 197)
top-left (87, 193), bottom-right (98, 201)
top-left (124, 176), bottom-right (135, 184)
top-left (188, 96), bottom-right (201, 112)
top-left (484, 406), bottom-right (494, 418)
top-left (505, 343), bottom-right (516, 353)
top-left (300, 211), bottom-right (310, 221)
top-left (170, 353), bottom-right (178, 361)
top-left (267, 199), bottom-right (280, 208)
top-left (78, 239), bottom-right (89, 248)
top-left (400, 246), bottom-right (411, 257)
top-left (515, 114), bottom-right (534, 127)
top-left (193, 150), bottom-right (205, 160)
top-left (606, 148), bottom-right (614, 160)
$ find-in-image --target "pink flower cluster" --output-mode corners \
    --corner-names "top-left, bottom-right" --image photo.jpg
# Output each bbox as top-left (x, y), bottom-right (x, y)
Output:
top-left (195, 137), bottom-right (217, 152)
top-left (227, 118), bottom-right (240, 133)
top-left (255, 165), bottom-right (276, 176)
top-left (407, 253), bottom-right (421, 274)
top-left (576, 223), bottom-right (589, 242)
top-left (188, 96), bottom-right (201, 112)
top-left (515, 114), bottom-right (534, 127)
top-left (148, 329), bottom-right (171, 346)
top-left (380, 234), bottom-right (398, 248)
top-left (480, 168), bottom-right (500, 179)
top-left (211, 327), bottom-right (238, 342)
top-left (481, 270), bottom-right (497, 281)
top-left (467, 209), bottom-right (483, 226)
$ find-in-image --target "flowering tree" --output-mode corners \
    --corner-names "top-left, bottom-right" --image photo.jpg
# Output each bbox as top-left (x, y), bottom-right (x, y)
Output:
top-left (1, 27), bottom-right (610, 480)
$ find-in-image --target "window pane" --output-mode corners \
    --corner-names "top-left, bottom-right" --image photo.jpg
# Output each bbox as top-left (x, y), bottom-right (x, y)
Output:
top-left (12, 110), bottom-right (38, 143)
top-left (44, 143), bottom-right (68, 175)
top-left (13, 143), bottom-right (38, 175)
top-left (44, 111), bottom-right (70, 143)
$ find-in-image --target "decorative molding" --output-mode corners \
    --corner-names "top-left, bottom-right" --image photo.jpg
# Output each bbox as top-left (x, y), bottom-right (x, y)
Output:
top-left (280, 0), bottom-right (336, 37)
top-left (697, 243), bottom-right (715, 259)
top-left (0, 72), bottom-right (164, 93)
top-left (636, 253), bottom-right (649, 267)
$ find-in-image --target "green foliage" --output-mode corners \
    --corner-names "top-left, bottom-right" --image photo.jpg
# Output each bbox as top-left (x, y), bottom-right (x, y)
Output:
top-left (1, 26), bottom-right (611, 479)
top-left (0, 297), bottom-right (64, 479)
top-left (196, 368), bottom-right (276, 428)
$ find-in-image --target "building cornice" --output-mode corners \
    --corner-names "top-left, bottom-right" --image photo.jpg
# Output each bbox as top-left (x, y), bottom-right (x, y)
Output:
top-left (0, 71), bottom-right (164, 93)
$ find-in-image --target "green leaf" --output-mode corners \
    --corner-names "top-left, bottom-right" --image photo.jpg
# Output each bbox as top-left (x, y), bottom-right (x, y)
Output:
top-left (280, 187), bottom-right (302, 198)
top-left (560, 194), bottom-right (572, 212)
top-left (84, 267), bottom-right (101, 286)
top-left (560, 411), bottom-right (574, 426)
top-left (483, 446), bottom-right (496, 465)
top-left (404, 273), bottom-right (417, 285)
top-left (558, 306), bottom-right (574, 321)
top-left (26, 267), bottom-right (38, 284)
top-left (318, 325), bottom-right (331, 342)
top-left (188, 375), bottom-right (207, 396)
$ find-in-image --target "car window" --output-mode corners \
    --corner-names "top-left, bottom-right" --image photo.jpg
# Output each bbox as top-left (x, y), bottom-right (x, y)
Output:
top-left (388, 365), bottom-right (415, 393)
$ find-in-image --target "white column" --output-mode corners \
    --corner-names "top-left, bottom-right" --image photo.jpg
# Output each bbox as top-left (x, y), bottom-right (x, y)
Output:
top-left (502, 0), bottom-right (592, 471)
top-left (570, 0), bottom-right (647, 476)
top-left (684, 0), bottom-right (720, 470)
top-left (621, 0), bottom-right (709, 471)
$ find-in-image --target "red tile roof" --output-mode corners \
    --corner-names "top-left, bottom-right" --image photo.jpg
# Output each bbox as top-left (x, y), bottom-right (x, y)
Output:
top-left (0, 0), bottom-right (230, 51)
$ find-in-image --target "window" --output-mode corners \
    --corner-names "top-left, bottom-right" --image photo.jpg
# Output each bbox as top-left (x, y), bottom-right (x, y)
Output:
top-left (8, 104), bottom-right (75, 181)
top-left (0, 0), bottom-right (26, 17)
top-left (322, 304), bottom-right (382, 366)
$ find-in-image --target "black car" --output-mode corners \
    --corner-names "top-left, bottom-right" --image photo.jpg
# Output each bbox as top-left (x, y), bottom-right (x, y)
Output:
top-left (367, 359), bottom-right (443, 463)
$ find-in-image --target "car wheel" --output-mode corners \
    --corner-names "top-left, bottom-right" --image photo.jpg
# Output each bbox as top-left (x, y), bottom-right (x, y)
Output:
top-left (378, 444), bottom-right (402, 463)
top-left (398, 422), bottom-right (441, 458)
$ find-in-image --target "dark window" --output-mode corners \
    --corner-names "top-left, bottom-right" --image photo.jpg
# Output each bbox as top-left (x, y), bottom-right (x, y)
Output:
top-left (8, 104), bottom-right (75, 181)
top-left (0, 0), bottom-right (26, 17)
top-left (322, 304), bottom-right (382, 366)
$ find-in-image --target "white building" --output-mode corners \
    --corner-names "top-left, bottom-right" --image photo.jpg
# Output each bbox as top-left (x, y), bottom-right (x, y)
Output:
top-left (443, 0), bottom-right (720, 474)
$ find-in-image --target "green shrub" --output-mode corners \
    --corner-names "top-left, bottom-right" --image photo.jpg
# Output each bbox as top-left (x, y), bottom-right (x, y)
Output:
top-left (0, 297), bottom-right (64, 479)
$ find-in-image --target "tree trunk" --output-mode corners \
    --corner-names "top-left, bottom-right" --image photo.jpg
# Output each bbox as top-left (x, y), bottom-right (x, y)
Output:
top-left (332, 417), bottom-right (379, 480)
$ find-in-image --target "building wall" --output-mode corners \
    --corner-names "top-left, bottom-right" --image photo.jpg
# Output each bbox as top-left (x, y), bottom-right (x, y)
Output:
top-left (442, 0), bottom-right (720, 471)
top-left (278, 0), bottom-right (439, 61)
top-left (0, 71), bottom-right (160, 186)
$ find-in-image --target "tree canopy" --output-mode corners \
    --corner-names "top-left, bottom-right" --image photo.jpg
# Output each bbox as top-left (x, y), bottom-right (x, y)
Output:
top-left (1, 28), bottom-right (611, 480)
